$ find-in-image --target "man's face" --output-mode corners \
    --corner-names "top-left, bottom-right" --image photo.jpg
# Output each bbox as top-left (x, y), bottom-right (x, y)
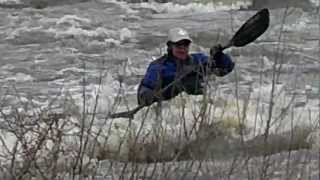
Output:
top-left (172, 40), bottom-right (191, 60)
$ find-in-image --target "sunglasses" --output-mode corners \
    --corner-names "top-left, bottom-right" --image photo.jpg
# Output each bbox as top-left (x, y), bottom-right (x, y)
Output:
top-left (172, 40), bottom-right (191, 48)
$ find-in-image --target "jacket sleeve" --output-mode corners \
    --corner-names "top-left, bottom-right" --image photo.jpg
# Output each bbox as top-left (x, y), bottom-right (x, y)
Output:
top-left (137, 63), bottom-right (161, 106)
top-left (141, 63), bottom-right (161, 89)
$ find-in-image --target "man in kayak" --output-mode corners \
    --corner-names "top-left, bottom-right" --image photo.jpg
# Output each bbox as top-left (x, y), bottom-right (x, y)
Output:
top-left (137, 27), bottom-right (235, 106)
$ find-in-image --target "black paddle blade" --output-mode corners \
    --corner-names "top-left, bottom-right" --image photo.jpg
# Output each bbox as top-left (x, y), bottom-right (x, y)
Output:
top-left (230, 8), bottom-right (270, 48)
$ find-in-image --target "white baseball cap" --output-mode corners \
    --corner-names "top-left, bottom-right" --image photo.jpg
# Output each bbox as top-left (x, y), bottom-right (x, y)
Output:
top-left (167, 27), bottom-right (192, 43)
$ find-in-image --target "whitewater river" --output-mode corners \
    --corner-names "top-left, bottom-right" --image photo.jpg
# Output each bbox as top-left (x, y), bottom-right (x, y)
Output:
top-left (0, 0), bottom-right (319, 179)
top-left (0, 0), bottom-right (319, 131)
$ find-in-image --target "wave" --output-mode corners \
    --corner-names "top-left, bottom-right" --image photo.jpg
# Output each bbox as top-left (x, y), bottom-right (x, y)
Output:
top-left (0, 0), bottom-right (91, 9)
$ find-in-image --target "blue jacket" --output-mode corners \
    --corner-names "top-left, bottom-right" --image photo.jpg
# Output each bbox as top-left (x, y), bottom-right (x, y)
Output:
top-left (138, 52), bottom-right (234, 105)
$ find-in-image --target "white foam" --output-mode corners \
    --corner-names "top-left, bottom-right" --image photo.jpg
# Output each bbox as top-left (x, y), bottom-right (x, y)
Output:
top-left (38, 14), bottom-right (112, 39)
top-left (1, 64), bottom-right (15, 70)
top-left (5, 73), bottom-right (34, 82)
top-left (0, 0), bottom-right (20, 3)
top-left (5, 26), bottom-right (43, 40)
top-left (157, 1), bottom-right (250, 13)
top-left (73, 72), bottom-right (120, 113)
top-left (281, 16), bottom-right (312, 32)
top-left (49, 26), bottom-right (106, 38)
top-left (56, 15), bottom-right (91, 27)
top-left (100, 0), bottom-right (250, 15)
top-left (310, 0), bottom-right (319, 6)
top-left (105, 38), bottom-right (121, 47)
top-left (119, 27), bottom-right (134, 42)
top-left (57, 67), bottom-right (86, 74)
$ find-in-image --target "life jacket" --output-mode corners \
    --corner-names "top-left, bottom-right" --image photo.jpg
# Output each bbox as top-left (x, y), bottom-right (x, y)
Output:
top-left (138, 53), bottom-right (207, 104)
top-left (137, 52), bottom-right (234, 105)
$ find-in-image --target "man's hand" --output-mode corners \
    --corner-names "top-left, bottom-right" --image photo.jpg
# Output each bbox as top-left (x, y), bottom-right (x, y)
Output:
top-left (210, 44), bottom-right (223, 58)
